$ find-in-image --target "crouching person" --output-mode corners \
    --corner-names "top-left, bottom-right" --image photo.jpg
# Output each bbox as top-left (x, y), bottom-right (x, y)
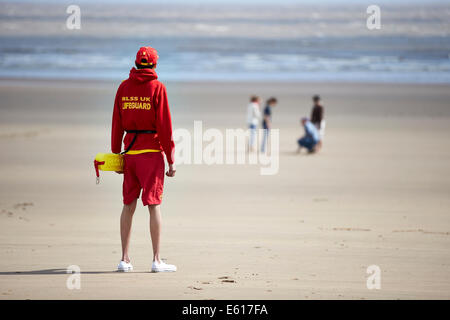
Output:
top-left (297, 117), bottom-right (321, 154)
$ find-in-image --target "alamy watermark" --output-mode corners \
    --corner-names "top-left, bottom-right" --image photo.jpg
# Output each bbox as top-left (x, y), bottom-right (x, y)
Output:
top-left (66, 5), bottom-right (81, 30)
top-left (366, 265), bottom-right (381, 290)
top-left (174, 121), bottom-right (279, 175)
top-left (66, 265), bottom-right (81, 290)
top-left (366, 5), bottom-right (381, 30)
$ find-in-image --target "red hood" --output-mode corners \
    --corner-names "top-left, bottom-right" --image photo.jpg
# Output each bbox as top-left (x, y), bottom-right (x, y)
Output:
top-left (129, 67), bottom-right (158, 82)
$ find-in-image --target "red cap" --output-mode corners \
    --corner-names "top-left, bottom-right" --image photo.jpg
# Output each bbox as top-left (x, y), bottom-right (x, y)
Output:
top-left (135, 46), bottom-right (159, 67)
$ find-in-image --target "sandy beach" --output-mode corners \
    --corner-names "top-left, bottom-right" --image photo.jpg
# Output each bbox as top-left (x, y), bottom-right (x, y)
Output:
top-left (0, 79), bottom-right (449, 299)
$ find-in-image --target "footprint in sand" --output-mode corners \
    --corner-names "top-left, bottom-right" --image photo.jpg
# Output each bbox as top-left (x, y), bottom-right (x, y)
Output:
top-left (1, 203), bottom-right (34, 222)
top-left (222, 279), bottom-right (236, 283)
top-left (1, 209), bottom-right (14, 217)
top-left (13, 202), bottom-right (34, 210)
top-left (188, 286), bottom-right (203, 290)
top-left (219, 276), bottom-right (236, 283)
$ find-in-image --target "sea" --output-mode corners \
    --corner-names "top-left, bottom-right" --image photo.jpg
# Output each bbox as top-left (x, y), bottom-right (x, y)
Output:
top-left (0, 1), bottom-right (449, 83)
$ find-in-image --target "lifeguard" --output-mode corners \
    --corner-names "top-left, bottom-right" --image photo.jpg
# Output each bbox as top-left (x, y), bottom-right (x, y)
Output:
top-left (111, 46), bottom-right (177, 273)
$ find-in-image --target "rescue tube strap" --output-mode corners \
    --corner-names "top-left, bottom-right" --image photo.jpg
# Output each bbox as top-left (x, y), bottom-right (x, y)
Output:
top-left (94, 160), bottom-right (105, 184)
top-left (121, 130), bottom-right (157, 155)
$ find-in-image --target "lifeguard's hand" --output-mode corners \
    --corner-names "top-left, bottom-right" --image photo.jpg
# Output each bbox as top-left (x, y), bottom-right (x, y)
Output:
top-left (166, 164), bottom-right (176, 177)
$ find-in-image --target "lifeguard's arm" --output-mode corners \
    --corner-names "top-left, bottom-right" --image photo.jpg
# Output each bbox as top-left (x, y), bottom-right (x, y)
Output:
top-left (111, 87), bottom-right (124, 154)
top-left (155, 83), bottom-right (175, 165)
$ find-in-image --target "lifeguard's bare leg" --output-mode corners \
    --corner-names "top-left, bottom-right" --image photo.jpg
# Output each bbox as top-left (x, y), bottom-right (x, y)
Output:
top-left (148, 204), bottom-right (162, 263)
top-left (120, 199), bottom-right (137, 263)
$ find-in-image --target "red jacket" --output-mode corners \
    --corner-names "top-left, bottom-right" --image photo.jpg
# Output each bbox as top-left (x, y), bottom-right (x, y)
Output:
top-left (111, 68), bottom-right (175, 164)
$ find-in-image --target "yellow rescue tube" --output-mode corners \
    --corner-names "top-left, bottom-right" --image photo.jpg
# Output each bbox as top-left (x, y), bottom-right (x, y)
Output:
top-left (94, 153), bottom-right (124, 184)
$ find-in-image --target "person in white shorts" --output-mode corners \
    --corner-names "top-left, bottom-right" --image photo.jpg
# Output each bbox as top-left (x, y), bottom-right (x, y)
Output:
top-left (247, 95), bottom-right (261, 152)
top-left (310, 95), bottom-right (325, 149)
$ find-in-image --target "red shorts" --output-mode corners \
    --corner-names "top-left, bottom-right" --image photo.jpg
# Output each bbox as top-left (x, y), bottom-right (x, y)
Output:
top-left (122, 152), bottom-right (165, 206)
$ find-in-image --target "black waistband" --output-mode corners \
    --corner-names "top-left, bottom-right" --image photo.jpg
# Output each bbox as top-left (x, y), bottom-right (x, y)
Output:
top-left (121, 130), bottom-right (157, 154)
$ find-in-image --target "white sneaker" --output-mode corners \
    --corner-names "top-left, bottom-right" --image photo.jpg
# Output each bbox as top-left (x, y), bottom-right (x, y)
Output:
top-left (151, 260), bottom-right (177, 273)
top-left (117, 260), bottom-right (133, 272)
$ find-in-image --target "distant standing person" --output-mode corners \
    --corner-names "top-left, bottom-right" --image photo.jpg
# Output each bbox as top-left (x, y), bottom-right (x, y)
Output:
top-left (261, 97), bottom-right (277, 153)
top-left (310, 95), bottom-right (325, 149)
top-left (247, 95), bottom-right (261, 152)
top-left (297, 117), bottom-right (320, 153)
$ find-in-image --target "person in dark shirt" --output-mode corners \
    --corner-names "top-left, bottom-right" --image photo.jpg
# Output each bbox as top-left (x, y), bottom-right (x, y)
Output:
top-left (261, 97), bottom-right (277, 153)
top-left (310, 95), bottom-right (325, 149)
top-left (311, 95), bottom-right (323, 128)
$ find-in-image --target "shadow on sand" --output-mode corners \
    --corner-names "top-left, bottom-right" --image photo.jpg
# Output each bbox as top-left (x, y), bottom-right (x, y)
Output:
top-left (0, 268), bottom-right (149, 275)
